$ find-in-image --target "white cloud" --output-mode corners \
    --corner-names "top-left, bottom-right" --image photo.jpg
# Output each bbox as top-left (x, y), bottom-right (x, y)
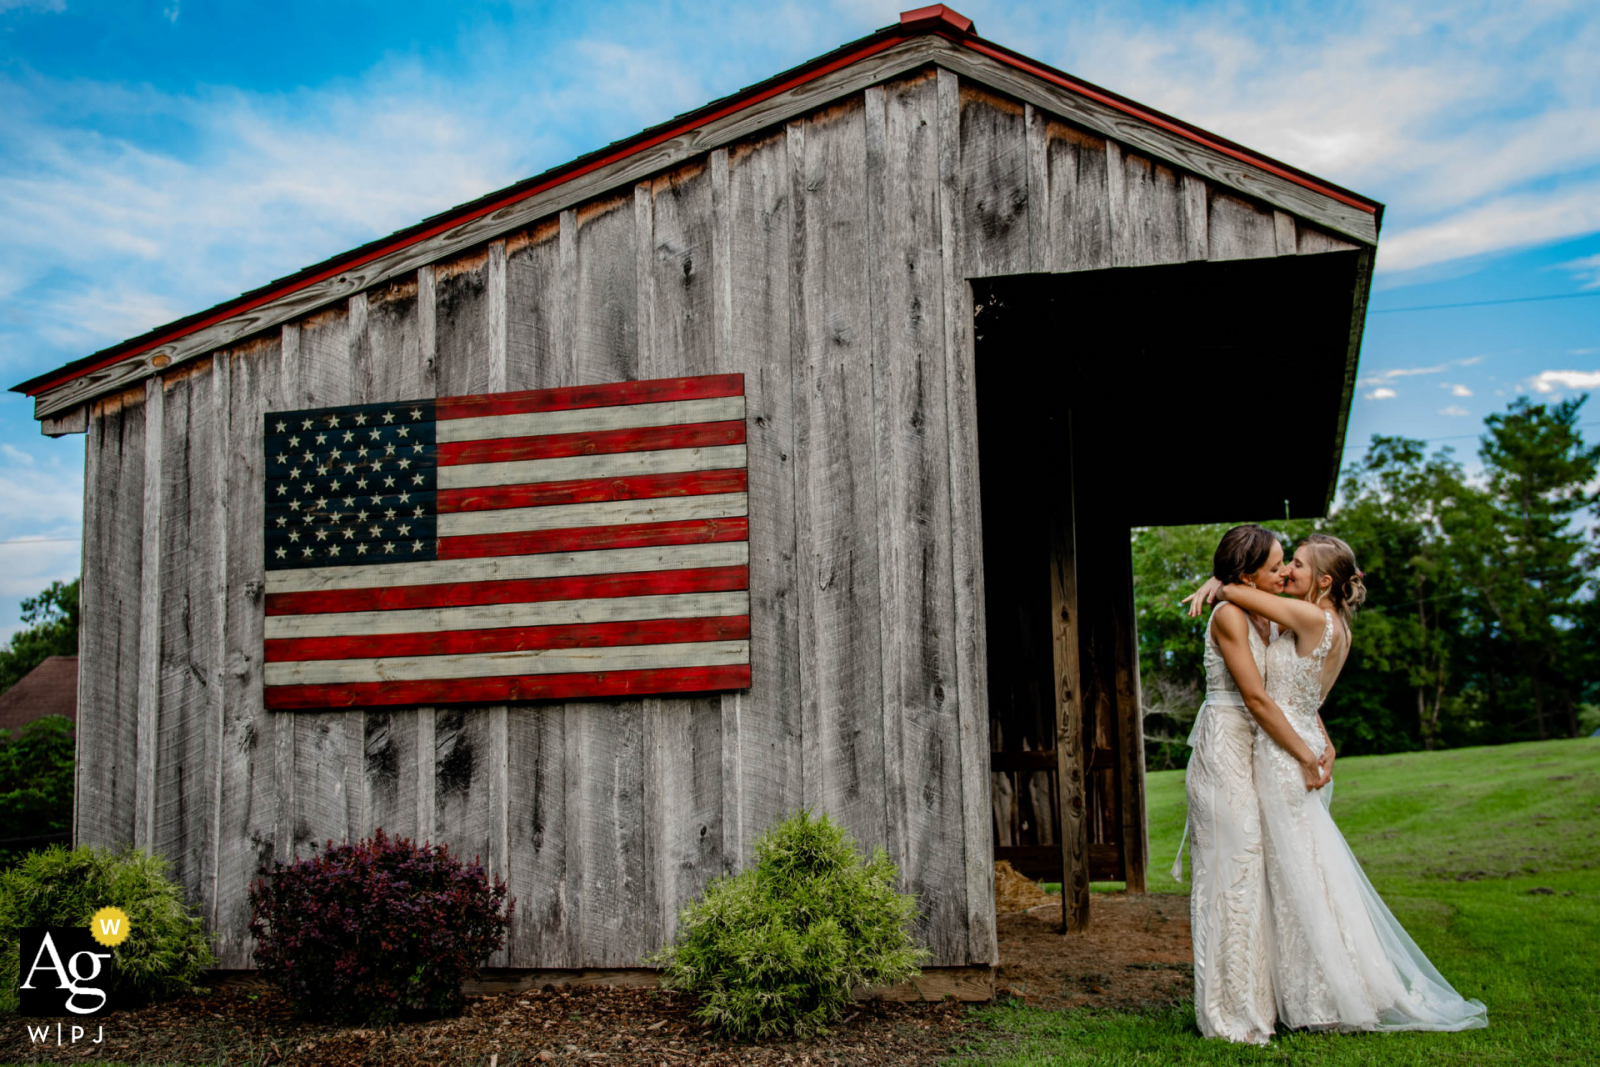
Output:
top-left (1366, 387), bottom-right (1398, 400)
top-left (1439, 404), bottom-right (1471, 416)
top-left (1530, 369), bottom-right (1600, 393)
top-left (1557, 252), bottom-right (1600, 289)
top-left (1441, 382), bottom-right (1473, 396)
top-left (1, 444), bottom-right (34, 465)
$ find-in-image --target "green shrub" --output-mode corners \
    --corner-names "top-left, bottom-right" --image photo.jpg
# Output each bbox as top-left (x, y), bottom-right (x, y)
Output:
top-left (648, 809), bottom-right (929, 1040)
top-left (0, 845), bottom-right (215, 1012)
top-left (248, 829), bottom-right (512, 1023)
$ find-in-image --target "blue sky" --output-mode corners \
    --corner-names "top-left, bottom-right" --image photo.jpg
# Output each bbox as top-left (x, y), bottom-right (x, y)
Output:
top-left (0, 0), bottom-right (1598, 636)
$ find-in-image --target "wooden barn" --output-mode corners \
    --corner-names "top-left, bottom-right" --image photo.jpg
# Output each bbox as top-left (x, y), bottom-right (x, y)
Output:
top-left (16, 6), bottom-right (1379, 989)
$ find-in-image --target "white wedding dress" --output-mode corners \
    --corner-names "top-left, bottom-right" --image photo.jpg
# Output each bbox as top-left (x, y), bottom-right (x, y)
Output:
top-left (1255, 610), bottom-right (1488, 1032)
top-left (1181, 608), bottom-right (1276, 1043)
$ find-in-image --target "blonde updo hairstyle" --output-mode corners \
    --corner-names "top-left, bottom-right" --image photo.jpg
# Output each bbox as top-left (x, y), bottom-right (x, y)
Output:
top-left (1298, 533), bottom-right (1366, 623)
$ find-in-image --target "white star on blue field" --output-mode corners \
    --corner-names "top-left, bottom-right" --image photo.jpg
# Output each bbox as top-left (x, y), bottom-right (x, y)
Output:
top-left (0, 0), bottom-right (1597, 634)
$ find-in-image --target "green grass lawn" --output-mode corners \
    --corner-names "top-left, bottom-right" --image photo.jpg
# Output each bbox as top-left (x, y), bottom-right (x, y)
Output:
top-left (955, 736), bottom-right (1600, 1064)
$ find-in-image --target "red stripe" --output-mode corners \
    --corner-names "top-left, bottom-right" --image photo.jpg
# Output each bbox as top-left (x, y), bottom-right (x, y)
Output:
top-left (265, 614), bottom-right (751, 663)
top-left (439, 420), bottom-right (745, 466)
top-left (438, 469), bottom-right (748, 513)
top-left (265, 663), bottom-right (752, 709)
top-left (265, 564), bottom-right (748, 616)
top-left (438, 517), bottom-right (748, 560)
top-left (435, 375), bottom-right (744, 421)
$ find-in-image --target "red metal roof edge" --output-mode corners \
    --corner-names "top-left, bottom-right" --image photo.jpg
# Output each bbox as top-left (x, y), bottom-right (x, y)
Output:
top-left (14, 9), bottom-right (1382, 402)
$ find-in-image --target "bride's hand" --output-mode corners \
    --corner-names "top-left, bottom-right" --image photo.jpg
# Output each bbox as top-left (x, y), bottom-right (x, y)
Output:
top-left (1299, 757), bottom-right (1328, 792)
top-left (1181, 577), bottom-right (1224, 618)
top-left (1318, 740), bottom-right (1336, 782)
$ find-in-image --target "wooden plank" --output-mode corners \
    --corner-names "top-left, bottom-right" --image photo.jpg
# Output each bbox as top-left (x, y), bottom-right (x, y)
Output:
top-left (1040, 120), bottom-right (1111, 272)
top-left (724, 129), bottom-right (803, 867)
top-left (1207, 190), bottom-right (1278, 261)
top-left (486, 238), bottom-right (511, 958)
top-left (996, 843), bottom-right (1120, 882)
top-left (505, 220), bottom-right (564, 391)
top-left (868, 70), bottom-right (966, 966)
top-left (41, 406), bottom-right (86, 437)
top-left (788, 97), bottom-right (887, 854)
top-left (430, 244), bottom-right (501, 900)
top-left (273, 327), bottom-right (300, 865)
top-left (1274, 209), bottom-right (1298, 256)
top-left (213, 333), bottom-right (284, 967)
top-left (1181, 173), bottom-right (1209, 261)
top-left (639, 157), bottom-right (726, 945)
top-left (1296, 223), bottom-right (1360, 256)
top-left (352, 276), bottom-right (432, 848)
top-left (937, 67), bottom-right (997, 967)
top-left (284, 307), bottom-right (357, 856)
top-left (564, 191), bottom-right (650, 968)
top-left (1109, 145), bottom-right (1185, 267)
top-left (75, 389), bottom-right (147, 852)
top-left (957, 83), bottom-right (1031, 278)
top-left (415, 265), bottom-right (439, 850)
top-left (29, 37), bottom-right (960, 422)
top-left (1048, 421), bottom-right (1088, 931)
top-left (134, 376), bottom-right (164, 851)
top-left (152, 362), bottom-right (222, 917)
top-left (505, 696), bottom-right (569, 966)
top-left (1110, 528), bottom-right (1147, 891)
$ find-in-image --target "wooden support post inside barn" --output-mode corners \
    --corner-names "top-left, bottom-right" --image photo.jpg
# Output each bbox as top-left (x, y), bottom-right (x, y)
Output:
top-left (21, 6), bottom-right (1377, 988)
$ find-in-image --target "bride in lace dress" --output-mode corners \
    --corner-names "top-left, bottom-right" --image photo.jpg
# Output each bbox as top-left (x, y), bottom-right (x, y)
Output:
top-left (1177, 525), bottom-right (1333, 1044)
top-left (1195, 534), bottom-right (1488, 1034)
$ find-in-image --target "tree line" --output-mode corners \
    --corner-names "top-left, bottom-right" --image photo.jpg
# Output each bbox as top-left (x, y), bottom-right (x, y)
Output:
top-left (1136, 395), bottom-right (1600, 770)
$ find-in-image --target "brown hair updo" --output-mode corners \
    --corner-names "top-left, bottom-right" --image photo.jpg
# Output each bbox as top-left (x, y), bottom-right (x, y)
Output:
top-left (1298, 533), bottom-right (1366, 623)
top-left (1212, 524), bottom-right (1279, 585)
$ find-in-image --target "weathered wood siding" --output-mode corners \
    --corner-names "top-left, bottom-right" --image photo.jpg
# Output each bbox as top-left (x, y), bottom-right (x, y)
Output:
top-left (74, 67), bottom-right (1359, 970)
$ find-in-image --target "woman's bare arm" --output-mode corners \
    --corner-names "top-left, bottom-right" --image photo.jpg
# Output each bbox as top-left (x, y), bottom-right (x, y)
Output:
top-left (1212, 605), bottom-right (1326, 791)
top-left (1216, 582), bottom-right (1330, 638)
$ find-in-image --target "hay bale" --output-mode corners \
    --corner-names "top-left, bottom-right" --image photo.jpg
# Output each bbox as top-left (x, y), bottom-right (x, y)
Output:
top-left (994, 860), bottom-right (1059, 913)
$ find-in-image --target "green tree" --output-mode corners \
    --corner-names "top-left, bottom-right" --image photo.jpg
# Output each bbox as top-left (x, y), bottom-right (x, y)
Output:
top-left (1457, 397), bottom-right (1599, 739)
top-left (0, 578), bottom-right (79, 696)
top-left (0, 716), bottom-right (74, 868)
top-left (1330, 437), bottom-right (1474, 750)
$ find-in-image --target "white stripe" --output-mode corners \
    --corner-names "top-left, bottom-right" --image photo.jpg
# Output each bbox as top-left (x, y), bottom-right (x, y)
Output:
top-left (266, 590), bottom-right (751, 640)
top-left (437, 395), bottom-right (745, 444)
top-left (265, 639), bottom-right (750, 687)
top-left (439, 444), bottom-right (747, 490)
top-left (266, 540), bottom-right (749, 595)
top-left (438, 493), bottom-right (748, 538)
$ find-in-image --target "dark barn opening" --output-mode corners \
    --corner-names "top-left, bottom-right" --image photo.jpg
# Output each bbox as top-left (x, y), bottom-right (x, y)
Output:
top-left (975, 250), bottom-right (1365, 929)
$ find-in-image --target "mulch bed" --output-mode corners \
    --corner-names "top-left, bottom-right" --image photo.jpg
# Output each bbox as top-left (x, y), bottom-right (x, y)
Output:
top-left (1, 986), bottom-right (979, 1066)
top-left (1, 892), bottom-right (1191, 1065)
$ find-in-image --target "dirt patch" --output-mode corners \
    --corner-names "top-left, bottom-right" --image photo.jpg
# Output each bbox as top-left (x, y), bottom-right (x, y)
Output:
top-left (994, 892), bottom-right (1193, 1011)
top-left (1, 984), bottom-right (980, 1066)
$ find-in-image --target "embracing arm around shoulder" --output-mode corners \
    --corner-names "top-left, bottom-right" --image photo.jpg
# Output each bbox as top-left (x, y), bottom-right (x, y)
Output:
top-left (1212, 605), bottom-right (1327, 792)
top-left (1217, 583), bottom-right (1331, 641)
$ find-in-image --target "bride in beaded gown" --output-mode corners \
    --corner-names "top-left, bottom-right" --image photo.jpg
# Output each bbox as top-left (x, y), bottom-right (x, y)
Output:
top-left (1194, 534), bottom-right (1488, 1034)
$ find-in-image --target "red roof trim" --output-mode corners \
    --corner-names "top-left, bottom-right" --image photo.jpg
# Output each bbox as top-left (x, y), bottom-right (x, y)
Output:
top-left (19, 19), bottom-right (1379, 403)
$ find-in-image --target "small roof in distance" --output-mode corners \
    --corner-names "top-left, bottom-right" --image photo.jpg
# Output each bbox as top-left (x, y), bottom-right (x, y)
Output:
top-left (0, 655), bottom-right (78, 733)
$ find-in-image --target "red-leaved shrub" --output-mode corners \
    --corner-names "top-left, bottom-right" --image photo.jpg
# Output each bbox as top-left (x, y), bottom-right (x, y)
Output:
top-left (248, 829), bottom-right (512, 1022)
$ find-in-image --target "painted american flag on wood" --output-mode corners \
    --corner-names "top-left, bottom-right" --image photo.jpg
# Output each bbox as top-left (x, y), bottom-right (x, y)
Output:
top-left (261, 373), bottom-right (751, 710)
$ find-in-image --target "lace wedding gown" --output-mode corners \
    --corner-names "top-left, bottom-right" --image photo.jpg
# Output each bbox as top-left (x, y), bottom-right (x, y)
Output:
top-left (1181, 608), bottom-right (1276, 1043)
top-left (1255, 610), bottom-right (1488, 1032)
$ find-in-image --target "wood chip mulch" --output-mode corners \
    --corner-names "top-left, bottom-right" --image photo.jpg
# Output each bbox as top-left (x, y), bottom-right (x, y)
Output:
top-left (2, 984), bottom-right (983, 1066)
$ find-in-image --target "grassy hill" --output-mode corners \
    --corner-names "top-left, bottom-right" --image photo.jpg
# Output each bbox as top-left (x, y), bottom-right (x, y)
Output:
top-left (961, 736), bottom-right (1600, 1064)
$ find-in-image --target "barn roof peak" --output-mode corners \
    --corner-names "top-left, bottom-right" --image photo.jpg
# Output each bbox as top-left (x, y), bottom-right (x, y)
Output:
top-left (16, 6), bottom-right (1381, 423)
